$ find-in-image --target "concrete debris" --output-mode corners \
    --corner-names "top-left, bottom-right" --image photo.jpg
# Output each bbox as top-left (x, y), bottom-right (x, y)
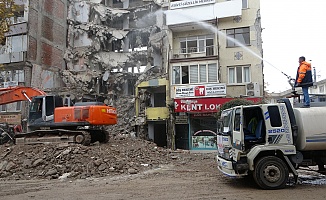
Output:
top-left (0, 136), bottom-right (179, 180)
top-left (92, 4), bottom-right (129, 21)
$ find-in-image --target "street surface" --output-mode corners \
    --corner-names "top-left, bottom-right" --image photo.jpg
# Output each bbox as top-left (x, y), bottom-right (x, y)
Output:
top-left (1, 152), bottom-right (326, 200)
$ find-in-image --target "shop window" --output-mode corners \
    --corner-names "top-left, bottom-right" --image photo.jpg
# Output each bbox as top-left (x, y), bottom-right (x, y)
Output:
top-left (190, 115), bottom-right (217, 150)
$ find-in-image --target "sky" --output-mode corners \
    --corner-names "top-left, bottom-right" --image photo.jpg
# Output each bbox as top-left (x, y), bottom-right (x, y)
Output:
top-left (260, 0), bottom-right (326, 93)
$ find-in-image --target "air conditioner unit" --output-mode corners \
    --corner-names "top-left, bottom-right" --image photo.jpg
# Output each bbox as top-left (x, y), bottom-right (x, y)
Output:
top-left (246, 82), bottom-right (260, 96)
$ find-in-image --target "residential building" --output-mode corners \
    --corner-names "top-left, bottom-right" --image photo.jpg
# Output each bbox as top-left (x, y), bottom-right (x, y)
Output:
top-left (0, 0), bottom-right (68, 126)
top-left (165, 0), bottom-right (263, 150)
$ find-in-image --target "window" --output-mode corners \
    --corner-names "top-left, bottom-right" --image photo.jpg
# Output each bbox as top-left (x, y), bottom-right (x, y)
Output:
top-left (180, 35), bottom-right (214, 54)
top-left (226, 27), bottom-right (250, 47)
top-left (228, 65), bottom-right (250, 84)
top-left (9, 4), bottom-right (26, 24)
top-left (16, 101), bottom-right (21, 111)
top-left (182, 66), bottom-right (189, 84)
top-left (268, 106), bottom-right (282, 127)
top-left (0, 102), bottom-right (22, 112)
top-left (172, 63), bottom-right (218, 85)
top-left (4, 35), bottom-right (27, 53)
top-left (0, 70), bottom-right (25, 86)
top-left (0, 105), bottom-right (6, 112)
top-left (234, 108), bottom-right (241, 131)
top-left (319, 85), bottom-right (325, 93)
top-left (14, 70), bottom-right (25, 82)
top-left (242, 0), bottom-right (248, 9)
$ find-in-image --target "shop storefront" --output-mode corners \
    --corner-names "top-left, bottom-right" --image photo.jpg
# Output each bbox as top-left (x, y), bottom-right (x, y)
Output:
top-left (172, 83), bottom-right (261, 150)
top-left (174, 97), bottom-right (227, 150)
top-left (190, 113), bottom-right (217, 150)
top-left (174, 97), bottom-right (261, 150)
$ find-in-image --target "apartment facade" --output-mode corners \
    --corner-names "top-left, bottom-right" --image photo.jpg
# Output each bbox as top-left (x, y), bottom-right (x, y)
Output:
top-left (0, 0), bottom-right (67, 126)
top-left (166, 0), bottom-right (263, 150)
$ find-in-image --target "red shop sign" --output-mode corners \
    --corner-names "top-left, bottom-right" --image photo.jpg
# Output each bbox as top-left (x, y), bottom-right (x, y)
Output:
top-left (174, 97), bottom-right (261, 113)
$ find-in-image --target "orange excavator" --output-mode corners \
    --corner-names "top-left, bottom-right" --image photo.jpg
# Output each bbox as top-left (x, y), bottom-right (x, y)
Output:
top-left (0, 86), bottom-right (117, 145)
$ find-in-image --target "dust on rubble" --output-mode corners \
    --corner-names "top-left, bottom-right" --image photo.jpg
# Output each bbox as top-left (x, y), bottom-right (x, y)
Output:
top-left (0, 135), bottom-right (200, 181)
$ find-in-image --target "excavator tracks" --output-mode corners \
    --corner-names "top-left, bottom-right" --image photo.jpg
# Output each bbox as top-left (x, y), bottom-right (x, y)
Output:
top-left (15, 129), bottom-right (93, 145)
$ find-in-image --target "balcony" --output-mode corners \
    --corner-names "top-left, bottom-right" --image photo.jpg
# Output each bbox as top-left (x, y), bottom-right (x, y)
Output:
top-left (0, 51), bottom-right (26, 64)
top-left (146, 107), bottom-right (169, 121)
top-left (170, 45), bottom-right (218, 62)
top-left (0, 34), bottom-right (27, 64)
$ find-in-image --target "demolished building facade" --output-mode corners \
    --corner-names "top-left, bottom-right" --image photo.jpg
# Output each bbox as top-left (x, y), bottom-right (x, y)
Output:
top-left (63, 0), bottom-right (170, 144)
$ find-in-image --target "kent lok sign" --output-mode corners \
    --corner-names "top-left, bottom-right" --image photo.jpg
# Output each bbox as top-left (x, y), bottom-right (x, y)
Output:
top-left (170, 0), bottom-right (215, 10)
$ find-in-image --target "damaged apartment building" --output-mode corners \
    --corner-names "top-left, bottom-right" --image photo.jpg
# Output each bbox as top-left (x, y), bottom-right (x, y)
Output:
top-left (65, 0), bottom-right (169, 143)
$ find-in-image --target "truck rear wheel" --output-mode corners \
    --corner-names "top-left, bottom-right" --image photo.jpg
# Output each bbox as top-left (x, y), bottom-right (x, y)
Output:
top-left (253, 156), bottom-right (289, 189)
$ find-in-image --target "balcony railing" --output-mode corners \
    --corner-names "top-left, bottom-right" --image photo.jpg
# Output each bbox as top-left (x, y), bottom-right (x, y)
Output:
top-left (171, 45), bottom-right (217, 59)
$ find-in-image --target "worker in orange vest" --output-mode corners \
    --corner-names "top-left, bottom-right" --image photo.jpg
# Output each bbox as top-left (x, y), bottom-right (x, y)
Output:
top-left (295, 56), bottom-right (313, 108)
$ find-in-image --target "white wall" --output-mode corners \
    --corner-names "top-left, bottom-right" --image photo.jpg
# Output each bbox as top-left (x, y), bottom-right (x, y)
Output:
top-left (166, 0), bottom-right (242, 25)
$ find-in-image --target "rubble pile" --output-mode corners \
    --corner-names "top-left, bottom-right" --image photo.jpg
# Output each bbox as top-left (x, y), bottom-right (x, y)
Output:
top-left (0, 136), bottom-right (180, 180)
top-left (110, 96), bottom-right (137, 135)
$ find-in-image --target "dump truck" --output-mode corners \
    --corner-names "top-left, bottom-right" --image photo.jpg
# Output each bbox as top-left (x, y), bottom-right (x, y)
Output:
top-left (0, 86), bottom-right (117, 145)
top-left (216, 98), bottom-right (326, 189)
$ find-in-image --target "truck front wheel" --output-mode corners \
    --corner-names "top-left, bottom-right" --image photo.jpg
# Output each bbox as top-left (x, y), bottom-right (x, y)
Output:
top-left (253, 156), bottom-right (289, 189)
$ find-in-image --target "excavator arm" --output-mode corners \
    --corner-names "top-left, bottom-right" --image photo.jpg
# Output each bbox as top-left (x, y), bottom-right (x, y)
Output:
top-left (0, 86), bottom-right (47, 105)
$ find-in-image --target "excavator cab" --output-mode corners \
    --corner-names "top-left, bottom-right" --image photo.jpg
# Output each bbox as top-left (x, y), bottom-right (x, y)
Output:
top-left (28, 95), bottom-right (63, 130)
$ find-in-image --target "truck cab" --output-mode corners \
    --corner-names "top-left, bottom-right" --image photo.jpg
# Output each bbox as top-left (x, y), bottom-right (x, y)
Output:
top-left (217, 99), bottom-right (298, 189)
